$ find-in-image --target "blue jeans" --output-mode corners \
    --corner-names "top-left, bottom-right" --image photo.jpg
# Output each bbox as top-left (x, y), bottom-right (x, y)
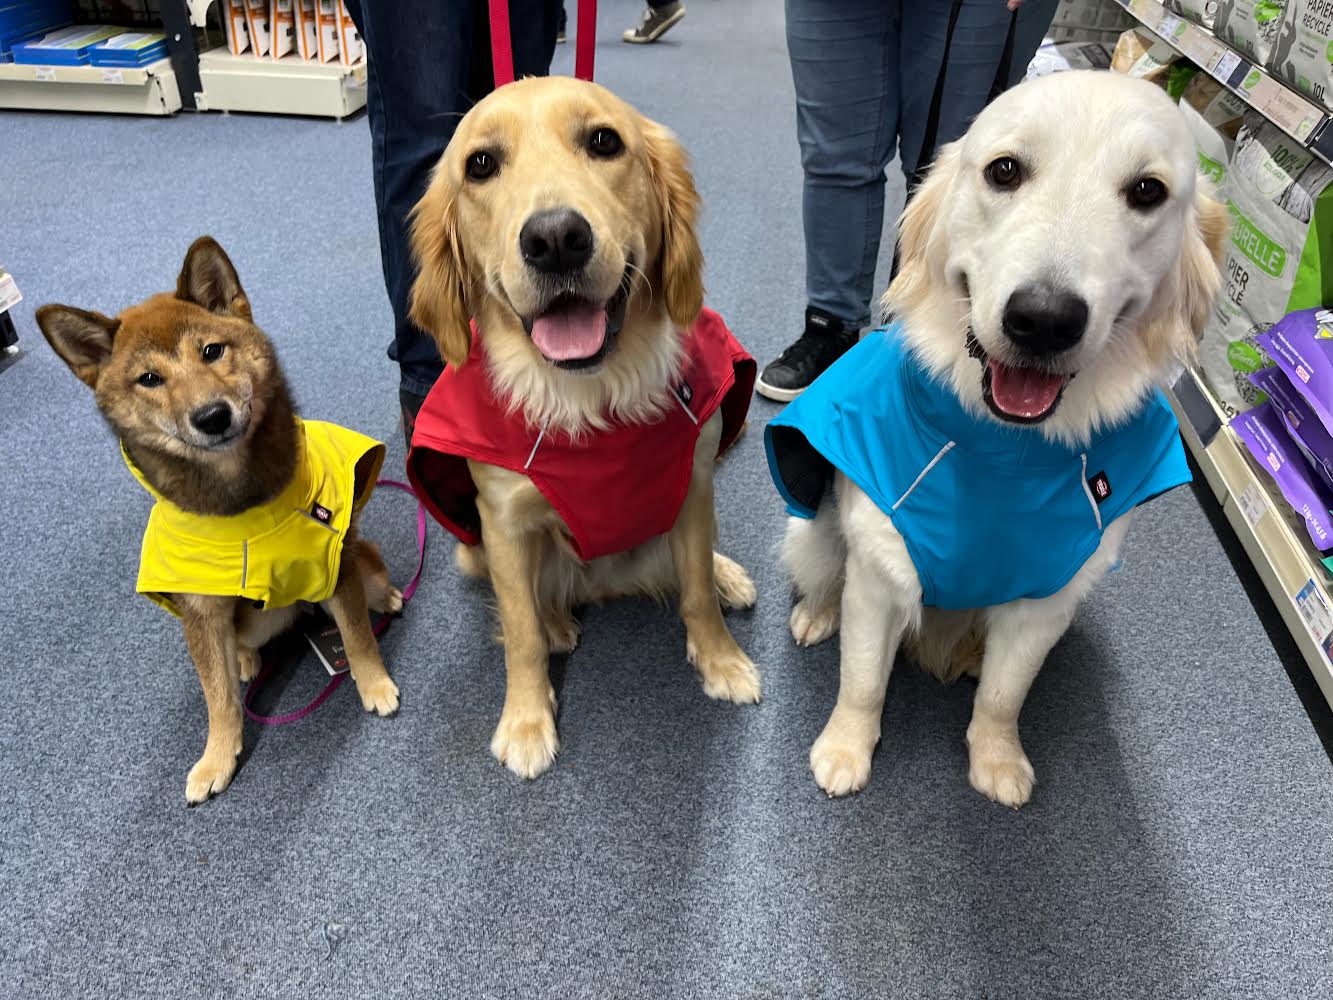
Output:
top-left (786, 0), bottom-right (1058, 330)
top-left (345, 0), bottom-right (560, 397)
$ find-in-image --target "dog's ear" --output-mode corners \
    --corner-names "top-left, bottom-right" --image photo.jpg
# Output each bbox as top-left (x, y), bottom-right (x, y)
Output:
top-left (883, 142), bottom-right (962, 321)
top-left (1145, 182), bottom-right (1228, 365)
top-left (36, 305), bottom-right (121, 388)
top-left (177, 236), bottom-right (252, 320)
top-left (1180, 184), bottom-right (1228, 342)
top-left (409, 174), bottom-right (472, 368)
top-left (643, 119), bottom-right (704, 330)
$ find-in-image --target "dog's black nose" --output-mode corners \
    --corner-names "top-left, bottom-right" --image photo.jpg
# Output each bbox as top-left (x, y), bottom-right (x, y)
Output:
top-left (190, 401), bottom-right (233, 437)
top-left (520, 208), bottom-right (594, 274)
top-left (1001, 283), bottom-right (1089, 356)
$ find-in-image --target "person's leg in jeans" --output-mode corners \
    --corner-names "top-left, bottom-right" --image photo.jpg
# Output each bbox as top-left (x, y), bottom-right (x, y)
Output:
top-left (756, 0), bottom-right (899, 402)
top-left (346, 0), bottom-right (559, 443)
top-left (623, 0), bottom-right (687, 44)
top-left (896, 0), bottom-right (1059, 182)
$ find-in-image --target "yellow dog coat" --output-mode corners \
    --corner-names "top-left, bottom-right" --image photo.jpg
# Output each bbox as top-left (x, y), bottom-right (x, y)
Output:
top-left (125, 419), bottom-right (385, 616)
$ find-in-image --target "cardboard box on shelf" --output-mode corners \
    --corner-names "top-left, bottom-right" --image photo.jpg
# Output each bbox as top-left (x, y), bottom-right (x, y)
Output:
top-left (270, 0), bottom-right (295, 60)
top-left (243, 0), bottom-right (270, 58)
top-left (314, 0), bottom-right (338, 63)
top-left (294, 0), bottom-right (316, 60)
top-left (335, 0), bottom-right (362, 66)
top-left (222, 0), bottom-right (249, 55)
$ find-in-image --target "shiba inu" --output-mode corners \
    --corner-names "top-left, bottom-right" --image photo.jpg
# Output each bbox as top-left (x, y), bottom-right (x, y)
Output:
top-left (37, 237), bottom-right (402, 804)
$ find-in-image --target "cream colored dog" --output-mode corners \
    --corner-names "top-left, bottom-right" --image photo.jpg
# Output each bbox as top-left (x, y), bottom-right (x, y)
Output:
top-left (782, 71), bottom-right (1227, 807)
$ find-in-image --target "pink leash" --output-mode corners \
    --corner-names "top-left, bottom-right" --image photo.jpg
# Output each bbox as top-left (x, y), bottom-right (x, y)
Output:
top-left (490, 0), bottom-right (598, 87)
top-left (243, 479), bottom-right (428, 726)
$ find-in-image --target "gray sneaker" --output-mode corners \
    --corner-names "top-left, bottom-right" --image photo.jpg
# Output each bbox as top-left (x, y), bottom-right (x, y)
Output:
top-left (623, 2), bottom-right (685, 44)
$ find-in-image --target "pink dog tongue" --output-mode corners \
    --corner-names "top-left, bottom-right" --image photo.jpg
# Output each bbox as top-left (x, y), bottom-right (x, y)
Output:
top-left (987, 359), bottom-right (1068, 420)
top-left (530, 302), bottom-right (608, 361)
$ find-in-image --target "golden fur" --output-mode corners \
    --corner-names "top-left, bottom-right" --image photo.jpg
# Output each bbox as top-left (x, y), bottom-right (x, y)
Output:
top-left (38, 237), bottom-right (401, 804)
top-left (409, 77), bottom-right (759, 779)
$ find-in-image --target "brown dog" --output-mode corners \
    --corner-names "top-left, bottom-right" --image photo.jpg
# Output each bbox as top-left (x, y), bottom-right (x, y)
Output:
top-left (38, 237), bottom-right (401, 803)
top-left (407, 77), bottom-right (760, 779)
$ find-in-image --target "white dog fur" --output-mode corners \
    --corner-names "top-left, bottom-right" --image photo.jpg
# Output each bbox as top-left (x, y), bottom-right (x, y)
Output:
top-left (782, 71), bottom-right (1228, 807)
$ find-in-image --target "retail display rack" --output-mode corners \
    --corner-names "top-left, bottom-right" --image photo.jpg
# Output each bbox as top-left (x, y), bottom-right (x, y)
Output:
top-left (1115, 0), bottom-right (1333, 710)
top-left (0, 0), bottom-right (364, 118)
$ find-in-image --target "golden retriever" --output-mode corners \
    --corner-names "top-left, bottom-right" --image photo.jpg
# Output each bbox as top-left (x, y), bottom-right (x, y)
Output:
top-left (407, 77), bottom-right (760, 780)
top-left (777, 71), bottom-right (1228, 806)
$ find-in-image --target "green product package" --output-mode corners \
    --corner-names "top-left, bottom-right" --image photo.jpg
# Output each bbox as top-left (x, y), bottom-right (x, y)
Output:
top-left (1200, 112), bottom-right (1333, 415)
top-left (1214, 0), bottom-right (1289, 64)
top-left (1269, 0), bottom-right (1333, 105)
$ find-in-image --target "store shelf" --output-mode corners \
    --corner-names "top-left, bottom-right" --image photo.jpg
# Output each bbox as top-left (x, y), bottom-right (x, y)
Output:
top-left (1168, 367), bottom-right (1333, 711)
top-left (195, 49), bottom-right (365, 119)
top-left (1114, 0), bottom-right (1333, 166)
top-left (0, 58), bottom-right (182, 115)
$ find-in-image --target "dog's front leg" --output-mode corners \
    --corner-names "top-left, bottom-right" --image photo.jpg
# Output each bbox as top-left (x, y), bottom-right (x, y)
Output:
top-left (478, 498), bottom-right (558, 779)
top-left (324, 553), bottom-right (400, 717)
top-left (809, 544), bottom-right (917, 797)
top-left (966, 516), bottom-right (1131, 808)
top-left (178, 594), bottom-right (244, 804)
top-left (669, 442), bottom-right (761, 704)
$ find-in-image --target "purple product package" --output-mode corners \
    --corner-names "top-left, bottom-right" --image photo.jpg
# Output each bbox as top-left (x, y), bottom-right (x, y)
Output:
top-left (1254, 308), bottom-right (1333, 433)
top-left (1232, 403), bottom-right (1333, 552)
top-left (1248, 366), bottom-right (1333, 494)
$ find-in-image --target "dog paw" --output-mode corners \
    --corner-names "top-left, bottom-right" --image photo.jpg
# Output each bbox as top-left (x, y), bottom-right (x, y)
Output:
top-left (713, 553), bottom-right (757, 610)
top-left (238, 647), bottom-right (261, 683)
top-left (372, 586), bottom-right (404, 616)
top-left (967, 728), bottom-right (1035, 808)
top-left (356, 674), bottom-right (400, 717)
top-left (809, 730), bottom-right (873, 798)
top-left (185, 743), bottom-right (241, 804)
top-left (491, 702), bottom-right (559, 779)
top-left (688, 640), bottom-right (762, 704)
top-left (790, 599), bottom-right (839, 646)
top-left (542, 613), bottom-right (581, 654)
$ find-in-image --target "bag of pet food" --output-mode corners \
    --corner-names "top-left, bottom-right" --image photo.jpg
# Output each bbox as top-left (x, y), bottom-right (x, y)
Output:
top-left (1255, 307), bottom-right (1333, 425)
top-left (1179, 74), bottom-right (1249, 194)
top-left (1169, 0), bottom-right (1220, 27)
top-left (1199, 113), bottom-right (1333, 415)
top-left (1025, 39), bottom-right (1113, 78)
top-left (1214, 0), bottom-right (1289, 64)
top-left (1111, 27), bottom-right (1200, 97)
top-left (1249, 362), bottom-right (1333, 490)
top-left (1232, 402), bottom-right (1333, 550)
top-left (1269, 0), bottom-right (1333, 105)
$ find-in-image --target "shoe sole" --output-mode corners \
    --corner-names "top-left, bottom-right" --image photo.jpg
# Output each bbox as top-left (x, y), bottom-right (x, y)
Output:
top-left (623, 8), bottom-right (685, 43)
top-left (755, 377), bottom-right (805, 403)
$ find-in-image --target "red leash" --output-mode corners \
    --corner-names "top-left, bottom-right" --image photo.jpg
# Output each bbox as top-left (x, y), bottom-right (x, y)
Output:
top-left (243, 479), bottom-right (428, 725)
top-left (490, 0), bottom-right (597, 87)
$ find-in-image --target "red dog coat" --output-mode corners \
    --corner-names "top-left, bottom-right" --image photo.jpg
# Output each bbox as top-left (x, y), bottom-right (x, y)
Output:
top-left (407, 308), bottom-right (755, 561)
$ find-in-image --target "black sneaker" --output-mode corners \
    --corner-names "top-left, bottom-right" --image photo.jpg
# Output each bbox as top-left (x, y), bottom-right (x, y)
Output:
top-left (623, 1), bottom-right (685, 44)
top-left (756, 308), bottom-right (857, 402)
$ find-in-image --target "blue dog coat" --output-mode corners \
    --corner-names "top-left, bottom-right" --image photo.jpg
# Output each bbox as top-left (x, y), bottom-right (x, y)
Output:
top-left (765, 325), bottom-right (1191, 609)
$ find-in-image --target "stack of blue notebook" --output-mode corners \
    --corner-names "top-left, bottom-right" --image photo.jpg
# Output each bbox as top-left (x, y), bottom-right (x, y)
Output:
top-left (88, 32), bottom-right (167, 67)
top-left (11, 24), bottom-right (123, 65)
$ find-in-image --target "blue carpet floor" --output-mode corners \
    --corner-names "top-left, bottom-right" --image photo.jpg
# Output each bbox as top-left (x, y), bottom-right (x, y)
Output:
top-left (2, 2), bottom-right (1331, 997)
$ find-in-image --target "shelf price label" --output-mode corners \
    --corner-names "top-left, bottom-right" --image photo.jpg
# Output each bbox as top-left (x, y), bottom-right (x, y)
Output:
top-left (34, 66), bottom-right (55, 82)
top-left (1295, 580), bottom-right (1333, 661)
top-left (99, 68), bottom-right (124, 85)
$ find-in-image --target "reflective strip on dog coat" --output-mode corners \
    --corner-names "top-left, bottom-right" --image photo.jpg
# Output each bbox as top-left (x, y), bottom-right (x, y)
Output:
top-left (765, 324), bottom-right (1191, 610)
top-left (407, 307), bottom-right (756, 561)
top-left (125, 418), bottom-right (385, 616)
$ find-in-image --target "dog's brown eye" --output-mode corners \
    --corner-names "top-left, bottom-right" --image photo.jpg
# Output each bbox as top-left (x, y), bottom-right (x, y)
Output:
top-left (587, 127), bottom-right (623, 158)
top-left (137, 372), bottom-right (163, 388)
top-left (466, 151), bottom-right (498, 181)
top-left (1128, 177), bottom-right (1168, 210)
top-left (202, 343), bottom-right (225, 362)
top-left (986, 157), bottom-right (1021, 190)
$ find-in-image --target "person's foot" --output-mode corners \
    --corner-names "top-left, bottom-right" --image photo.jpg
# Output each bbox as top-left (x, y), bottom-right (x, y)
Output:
top-left (401, 388), bottom-right (425, 449)
top-left (623, 2), bottom-right (686, 44)
top-left (756, 308), bottom-right (857, 402)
